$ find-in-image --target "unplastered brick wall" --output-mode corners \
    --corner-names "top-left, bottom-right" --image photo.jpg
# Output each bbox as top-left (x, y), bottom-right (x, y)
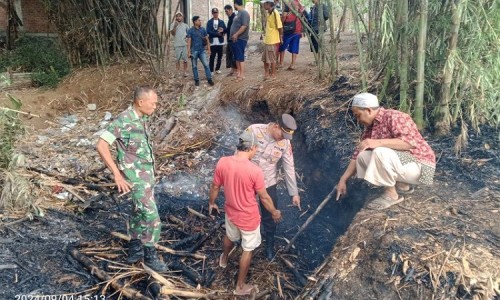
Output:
top-left (0, 8), bottom-right (7, 31)
top-left (0, 0), bottom-right (56, 34)
top-left (21, 0), bottom-right (56, 33)
top-left (191, 0), bottom-right (228, 24)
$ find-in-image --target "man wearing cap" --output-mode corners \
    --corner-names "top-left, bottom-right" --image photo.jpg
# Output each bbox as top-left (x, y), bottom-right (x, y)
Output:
top-left (245, 114), bottom-right (301, 260)
top-left (207, 8), bottom-right (226, 75)
top-left (169, 12), bottom-right (190, 78)
top-left (261, 0), bottom-right (283, 81)
top-left (335, 93), bottom-right (436, 210)
top-left (209, 130), bottom-right (282, 296)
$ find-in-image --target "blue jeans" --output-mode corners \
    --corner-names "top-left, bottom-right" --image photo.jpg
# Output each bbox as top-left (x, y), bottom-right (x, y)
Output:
top-left (191, 50), bottom-right (212, 81)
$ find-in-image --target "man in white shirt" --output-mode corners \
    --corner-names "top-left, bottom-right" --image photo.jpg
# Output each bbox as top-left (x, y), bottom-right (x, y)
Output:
top-left (207, 8), bottom-right (227, 75)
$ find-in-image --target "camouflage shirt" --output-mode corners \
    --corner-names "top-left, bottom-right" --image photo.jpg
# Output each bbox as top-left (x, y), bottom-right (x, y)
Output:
top-left (100, 106), bottom-right (154, 171)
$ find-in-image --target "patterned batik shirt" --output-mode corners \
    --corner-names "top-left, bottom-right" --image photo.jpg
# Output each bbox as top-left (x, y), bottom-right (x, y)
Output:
top-left (352, 108), bottom-right (436, 185)
top-left (100, 106), bottom-right (155, 172)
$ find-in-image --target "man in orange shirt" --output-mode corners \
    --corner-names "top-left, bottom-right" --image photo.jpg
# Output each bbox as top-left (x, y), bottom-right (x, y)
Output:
top-left (209, 130), bottom-right (282, 296)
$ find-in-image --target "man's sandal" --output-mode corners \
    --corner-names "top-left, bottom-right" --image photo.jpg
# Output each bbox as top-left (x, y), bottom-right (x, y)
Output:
top-left (396, 185), bottom-right (415, 195)
top-left (367, 194), bottom-right (405, 210)
top-left (219, 253), bottom-right (227, 269)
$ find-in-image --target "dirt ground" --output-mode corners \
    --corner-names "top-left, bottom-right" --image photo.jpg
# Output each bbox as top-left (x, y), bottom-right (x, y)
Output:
top-left (1, 31), bottom-right (499, 300)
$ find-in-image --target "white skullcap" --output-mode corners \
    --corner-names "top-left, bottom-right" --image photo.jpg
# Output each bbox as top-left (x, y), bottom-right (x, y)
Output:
top-left (352, 93), bottom-right (379, 108)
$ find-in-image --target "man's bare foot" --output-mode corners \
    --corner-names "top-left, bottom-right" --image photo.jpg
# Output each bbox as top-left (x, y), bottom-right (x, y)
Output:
top-left (234, 283), bottom-right (258, 296)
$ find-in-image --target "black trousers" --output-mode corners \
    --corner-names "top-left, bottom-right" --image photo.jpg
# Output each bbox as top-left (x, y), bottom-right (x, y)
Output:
top-left (310, 29), bottom-right (320, 53)
top-left (209, 45), bottom-right (224, 72)
top-left (226, 42), bottom-right (237, 69)
top-left (259, 185), bottom-right (279, 236)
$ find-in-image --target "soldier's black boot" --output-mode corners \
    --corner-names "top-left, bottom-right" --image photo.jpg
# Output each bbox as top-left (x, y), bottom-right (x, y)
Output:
top-left (265, 234), bottom-right (275, 261)
top-left (144, 246), bottom-right (167, 272)
top-left (127, 239), bottom-right (144, 264)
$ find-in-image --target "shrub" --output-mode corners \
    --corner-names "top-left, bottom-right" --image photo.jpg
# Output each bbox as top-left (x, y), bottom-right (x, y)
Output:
top-left (0, 36), bottom-right (70, 87)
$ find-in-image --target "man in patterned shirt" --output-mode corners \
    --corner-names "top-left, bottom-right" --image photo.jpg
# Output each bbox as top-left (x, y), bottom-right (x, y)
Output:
top-left (96, 86), bottom-right (167, 272)
top-left (335, 93), bottom-right (436, 210)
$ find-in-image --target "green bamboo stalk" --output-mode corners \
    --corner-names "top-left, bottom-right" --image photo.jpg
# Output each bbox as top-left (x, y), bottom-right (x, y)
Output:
top-left (318, 0), bottom-right (326, 79)
top-left (328, 0), bottom-right (338, 77)
top-left (435, 0), bottom-right (464, 135)
top-left (399, 0), bottom-right (409, 112)
top-left (349, 0), bottom-right (367, 90)
top-left (413, 0), bottom-right (428, 130)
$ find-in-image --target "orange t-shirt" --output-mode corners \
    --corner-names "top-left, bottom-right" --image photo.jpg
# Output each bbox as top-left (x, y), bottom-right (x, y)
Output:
top-left (213, 156), bottom-right (265, 231)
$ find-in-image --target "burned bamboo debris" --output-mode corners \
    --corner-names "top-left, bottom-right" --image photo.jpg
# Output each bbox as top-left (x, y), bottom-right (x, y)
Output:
top-left (169, 261), bottom-right (203, 286)
top-left (187, 220), bottom-right (224, 253)
top-left (111, 231), bottom-right (206, 260)
top-left (170, 232), bottom-right (204, 250)
top-left (69, 248), bottom-right (152, 300)
top-left (279, 255), bottom-right (308, 287)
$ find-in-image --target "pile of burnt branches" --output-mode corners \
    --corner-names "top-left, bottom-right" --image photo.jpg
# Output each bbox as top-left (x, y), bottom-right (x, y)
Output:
top-left (68, 205), bottom-right (313, 299)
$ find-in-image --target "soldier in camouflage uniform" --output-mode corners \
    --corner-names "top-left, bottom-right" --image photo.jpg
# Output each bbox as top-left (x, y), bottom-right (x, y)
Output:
top-left (96, 86), bottom-right (167, 272)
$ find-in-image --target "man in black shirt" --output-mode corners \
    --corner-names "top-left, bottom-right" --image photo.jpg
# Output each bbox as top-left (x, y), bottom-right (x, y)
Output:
top-left (224, 4), bottom-right (237, 76)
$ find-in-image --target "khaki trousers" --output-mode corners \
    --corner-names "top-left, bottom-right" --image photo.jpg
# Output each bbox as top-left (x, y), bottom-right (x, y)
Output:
top-left (356, 147), bottom-right (421, 187)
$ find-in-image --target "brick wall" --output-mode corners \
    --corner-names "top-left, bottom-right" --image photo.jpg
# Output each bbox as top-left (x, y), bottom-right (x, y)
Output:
top-left (0, 6), bottom-right (7, 31)
top-left (21, 0), bottom-right (56, 33)
top-left (0, 0), bottom-right (56, 35)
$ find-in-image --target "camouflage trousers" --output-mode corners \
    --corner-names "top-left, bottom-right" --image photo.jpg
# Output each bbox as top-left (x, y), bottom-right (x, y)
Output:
top-left (123, 164), bottom-right (160, 247)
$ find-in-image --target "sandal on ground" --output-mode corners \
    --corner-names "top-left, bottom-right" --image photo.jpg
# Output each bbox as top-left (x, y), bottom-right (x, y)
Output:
top-left (233, 284), bottom-right (258, 296)
top-left (219, 253), bottom-right (227, 269)
top-left (367, 194), bottom-right (405, 210)
top-left (287, 65), bottom-right (296, 70)
top-left (396, 184), bottom-right (415, 195)
top-left (235, 76), bottom-right (245, 82)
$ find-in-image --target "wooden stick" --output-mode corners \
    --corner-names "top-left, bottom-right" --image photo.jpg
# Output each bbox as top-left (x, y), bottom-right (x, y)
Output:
top-left (168, 215), bottom-right (186, 227)
top-left (161, 287), bottom-right (209, 299)
top-left (141, 263), bottom-right (175, 288)
top-left (434, 241), bottom-right (457, 292)
top-left (111, 232), bottom-right (206, 260)
top-left (279, 255), bottom-right (308, 286)
top-left (284, 188), bottom-right (336, 252)
top-left (70, 248), bottom-right (151, 300)
top-left (0, 107), bottom-right (41, 117)
top-left (187, 206), bottom-right (207, 219)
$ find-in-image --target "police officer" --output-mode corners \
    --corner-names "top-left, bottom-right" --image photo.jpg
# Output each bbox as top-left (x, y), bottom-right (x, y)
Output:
top-left (96, 86), bottom-right (167, 272)
top-left (245, 114), bottom-right (301, 260)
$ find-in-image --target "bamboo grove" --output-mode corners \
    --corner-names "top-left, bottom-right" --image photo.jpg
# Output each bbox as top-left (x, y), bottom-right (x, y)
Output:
top-left (41, 0), bottom-right (499, 136)
top-left (303, 0), bottom-right (499, 136)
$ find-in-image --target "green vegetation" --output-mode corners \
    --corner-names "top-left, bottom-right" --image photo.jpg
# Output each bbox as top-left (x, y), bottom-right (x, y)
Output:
top-left (0, 95), bottom-right (34, 211)
top-left (341, 0), bottom-right (499, 136)
top-left (0, 37), bottom-right (70, 87)
top-left (0, 94), bottom-right (24, 169)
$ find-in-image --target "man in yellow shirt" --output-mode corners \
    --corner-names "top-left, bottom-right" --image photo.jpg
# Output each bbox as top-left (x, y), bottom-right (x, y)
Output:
top-left (261, 0), bottom-right (283, 80)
